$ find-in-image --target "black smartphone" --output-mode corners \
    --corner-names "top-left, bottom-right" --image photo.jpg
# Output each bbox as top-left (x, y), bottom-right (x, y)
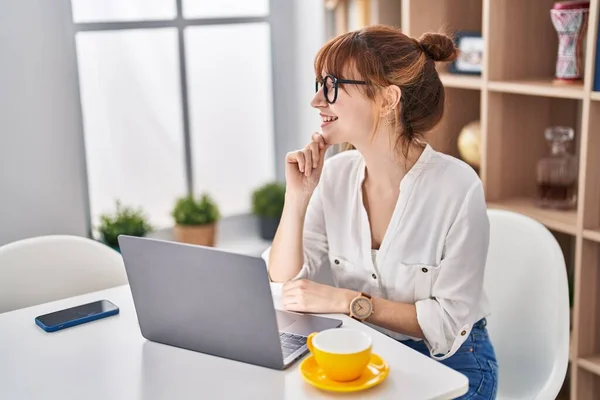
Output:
top-left (34, 300), bottom-right (119, 332)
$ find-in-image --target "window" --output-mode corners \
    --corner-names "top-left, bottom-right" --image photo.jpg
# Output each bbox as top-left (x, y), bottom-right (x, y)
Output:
top-left (72, 1), bottom-right (276, 231)
top-left (71, 0), bottom-right (176, 23)
top-left (76, 28), bottom-right (186, 229)
top-left (185, 23), bottom-right (275, 215)
top-left (183, 0), bottom-right (268, 19)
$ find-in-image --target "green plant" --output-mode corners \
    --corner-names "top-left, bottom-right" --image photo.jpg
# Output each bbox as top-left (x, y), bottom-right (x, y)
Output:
top-left (172, 193), bottom-right (220, 226)
top-left (251, 182), bottom-right (286, 219)
top-left (98, 200), bottom-right (152, 248)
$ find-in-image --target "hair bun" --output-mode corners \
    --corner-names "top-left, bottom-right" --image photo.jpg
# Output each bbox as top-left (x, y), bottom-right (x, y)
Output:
top-left (419, 32), bottom-right (458, 62)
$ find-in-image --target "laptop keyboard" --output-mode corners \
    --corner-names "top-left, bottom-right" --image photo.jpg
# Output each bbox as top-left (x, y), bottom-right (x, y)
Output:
top-left (279, 332), bottom-right (307, 358)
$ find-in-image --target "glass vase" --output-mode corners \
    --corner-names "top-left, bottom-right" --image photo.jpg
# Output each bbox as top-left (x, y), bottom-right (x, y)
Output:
top-left (536, 126), bottom-right (578, 210)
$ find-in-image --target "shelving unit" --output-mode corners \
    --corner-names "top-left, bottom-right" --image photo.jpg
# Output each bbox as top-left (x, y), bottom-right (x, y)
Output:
top-left (325, 0), bottom-right (600, 398)
top-left (488, 79), bottom-right (585, 99)
top-left (439, 73), bottom-right (483, 90)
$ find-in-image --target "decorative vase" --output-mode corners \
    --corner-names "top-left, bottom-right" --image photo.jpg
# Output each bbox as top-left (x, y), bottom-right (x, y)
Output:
top-left (457, 120), bottom-right (481, 170)
top-left (550, 1), bottom-right (590, 83)
top-left (259, 216), bottom-right (280, 241)
top-left (174, 223), bottom-right (216, 247)
top-left (535, 126), bottom-right (578, 210)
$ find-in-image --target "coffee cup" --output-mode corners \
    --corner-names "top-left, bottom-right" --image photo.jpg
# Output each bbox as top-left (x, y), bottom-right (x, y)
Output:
top-left (306, 328), bottom-right (372, 382)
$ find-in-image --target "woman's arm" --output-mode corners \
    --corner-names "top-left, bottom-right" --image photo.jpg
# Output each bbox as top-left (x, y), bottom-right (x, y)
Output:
top-left (267, 134), bottom-right (331, 283)
top-left (283, 279), bottom-right (424, 338)
top-left (365, 298), bottom-right (424, 339)
top-left (267, 195), bottom-right (311, 282)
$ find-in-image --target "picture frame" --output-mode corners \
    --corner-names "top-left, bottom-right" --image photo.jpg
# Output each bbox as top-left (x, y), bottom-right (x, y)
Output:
top-left (449, 32), bottom-right (484, 75)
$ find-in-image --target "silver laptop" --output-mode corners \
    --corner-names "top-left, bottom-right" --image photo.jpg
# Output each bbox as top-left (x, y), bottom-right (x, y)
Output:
top-left (117, 235), bottom-right (342, 370)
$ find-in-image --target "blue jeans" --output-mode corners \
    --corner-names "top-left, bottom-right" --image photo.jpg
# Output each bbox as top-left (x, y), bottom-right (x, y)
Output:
top-left (400, 319), bottom-right (498, 399)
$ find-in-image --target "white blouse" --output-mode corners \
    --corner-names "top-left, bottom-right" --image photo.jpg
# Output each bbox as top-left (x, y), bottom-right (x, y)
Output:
top-left (263, 144), bottom-right (490, 360)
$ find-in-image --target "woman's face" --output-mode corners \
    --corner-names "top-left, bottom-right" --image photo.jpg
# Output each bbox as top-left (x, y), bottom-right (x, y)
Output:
top-left (311, 71), bottom-right (378, 146)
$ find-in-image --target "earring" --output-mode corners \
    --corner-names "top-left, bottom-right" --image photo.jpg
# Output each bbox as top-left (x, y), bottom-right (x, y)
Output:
top-left (386, 108), bottom-right (396, 125)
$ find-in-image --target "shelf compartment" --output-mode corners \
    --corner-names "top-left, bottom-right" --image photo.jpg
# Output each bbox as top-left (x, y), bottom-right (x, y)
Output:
top-left (428, 88), bottom-right (480, 160)
top-left (575, 368), bottom-right (600, 400)
top-left (484, 91), bottom-right (582, 211)
top-left (487, 0), bottom-right (593, 83)
top-left (370, 0), bottom-right (402, 27)
top-left (440, 73), bottom-right (482, 90)
top-left (580, 356), bottom-right (600, 377)
top-left (584, 229), bottom-right (600, 243)
top-left (487, 197), bottom-right (577, 235)
top-left (403, 0), bottom-right (482, 75)
top-left (591, 92), bottom-right (600, 101)
top-left (404, 0), bottom-right (482, 37)
top-left (582, 101), bottom-right (600, 236)
top-left (573, 240), bottom-right (600, 392)
top-left (488, 79), bottom-right (585, 99)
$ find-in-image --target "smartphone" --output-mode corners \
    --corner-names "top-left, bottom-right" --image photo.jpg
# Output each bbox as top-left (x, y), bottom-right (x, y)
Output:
top-left (34, 300), bottom-right (119, 332)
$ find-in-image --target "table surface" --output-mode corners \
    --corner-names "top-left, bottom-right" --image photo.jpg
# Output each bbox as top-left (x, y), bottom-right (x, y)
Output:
top-left (0, 284), bottom-right (468, 400)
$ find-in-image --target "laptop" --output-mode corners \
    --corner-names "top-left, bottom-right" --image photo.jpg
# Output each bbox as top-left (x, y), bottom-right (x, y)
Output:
top-left (117, 235), bottom-right (342, 370)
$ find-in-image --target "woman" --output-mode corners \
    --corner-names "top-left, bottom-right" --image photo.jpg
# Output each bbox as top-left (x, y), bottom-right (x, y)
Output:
top-left (265, 25), bottom-right (497, 399)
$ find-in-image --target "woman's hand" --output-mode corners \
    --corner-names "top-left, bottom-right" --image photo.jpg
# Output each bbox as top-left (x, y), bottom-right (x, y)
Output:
top-left (285, 133), bottom-right (331, 198)
top-left (282, 279), bottom-right (356, 314)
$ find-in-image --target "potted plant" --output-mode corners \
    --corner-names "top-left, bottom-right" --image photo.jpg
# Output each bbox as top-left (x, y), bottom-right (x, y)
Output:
top-left (97, 200), bottom-right (153, 252)
top-left (172, 193), bottom-right (220, 247)
top-left (251, 181), bottom-right (286, 240)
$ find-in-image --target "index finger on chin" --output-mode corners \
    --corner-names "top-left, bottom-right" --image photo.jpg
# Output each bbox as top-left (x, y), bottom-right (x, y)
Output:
top-left (311, 132), bottom-right (325, 148)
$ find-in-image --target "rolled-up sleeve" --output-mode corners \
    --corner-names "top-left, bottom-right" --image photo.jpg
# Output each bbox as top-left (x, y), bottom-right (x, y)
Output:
top-left (261, 183), bottom-right (329, 282)
top-left (415, 180), bottom-right (490, 360)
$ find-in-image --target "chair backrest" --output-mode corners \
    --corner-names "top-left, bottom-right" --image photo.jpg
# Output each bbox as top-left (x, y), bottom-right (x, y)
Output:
top-left (0, 235), bottom-right (128, 313)
top-left (484, 209), bottom-right (570, 399)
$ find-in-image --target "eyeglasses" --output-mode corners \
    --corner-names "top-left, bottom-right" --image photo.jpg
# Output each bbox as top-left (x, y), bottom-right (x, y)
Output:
top-left (315, 74), bottom-right (368, 104)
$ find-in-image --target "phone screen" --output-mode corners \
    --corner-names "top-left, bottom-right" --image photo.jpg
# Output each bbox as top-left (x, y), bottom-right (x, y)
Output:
top-left (36, 300), bottom-right (118, 327)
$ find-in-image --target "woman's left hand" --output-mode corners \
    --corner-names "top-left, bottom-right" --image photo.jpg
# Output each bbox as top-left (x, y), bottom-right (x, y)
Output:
top-left (282, 279), bottom-right (356, 314)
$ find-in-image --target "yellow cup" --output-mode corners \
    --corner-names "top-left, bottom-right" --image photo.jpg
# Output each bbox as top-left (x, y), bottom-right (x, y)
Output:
top-left (306, 328), bottom-right (373, 382)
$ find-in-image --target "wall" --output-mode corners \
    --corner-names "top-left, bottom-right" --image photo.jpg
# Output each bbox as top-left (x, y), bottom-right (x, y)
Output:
top-left (0, 0), bottom-right (325, 247)
top-left (0, 0), bottom-right (90, 246)
top-left (293, 0), bottom-right (327, 153)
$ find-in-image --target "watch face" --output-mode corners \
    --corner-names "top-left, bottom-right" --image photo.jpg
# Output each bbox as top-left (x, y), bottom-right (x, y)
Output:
top-left (351, 297), bottom-right (372, 319)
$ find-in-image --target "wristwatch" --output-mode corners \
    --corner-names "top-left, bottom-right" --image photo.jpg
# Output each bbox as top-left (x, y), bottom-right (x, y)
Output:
top-left (349, 292), bottom-right (373, 321)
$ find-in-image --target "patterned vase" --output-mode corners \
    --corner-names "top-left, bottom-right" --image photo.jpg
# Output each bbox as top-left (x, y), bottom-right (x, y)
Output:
top-left (550, 1), bottom-right (590, 83)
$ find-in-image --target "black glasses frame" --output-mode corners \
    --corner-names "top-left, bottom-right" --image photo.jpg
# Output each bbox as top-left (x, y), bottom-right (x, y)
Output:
top-left (315, 74), bottom-right (368, 104)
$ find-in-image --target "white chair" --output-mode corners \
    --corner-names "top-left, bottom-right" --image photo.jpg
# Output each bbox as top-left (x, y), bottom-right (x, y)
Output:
top-left (0, 235), bottom-right (128, 313)
top-left (484, 209), bottom-right (570, 400)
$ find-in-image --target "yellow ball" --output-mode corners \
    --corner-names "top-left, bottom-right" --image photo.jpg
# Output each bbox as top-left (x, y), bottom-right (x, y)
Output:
top-left (457, 120), bottom-right (481, 168)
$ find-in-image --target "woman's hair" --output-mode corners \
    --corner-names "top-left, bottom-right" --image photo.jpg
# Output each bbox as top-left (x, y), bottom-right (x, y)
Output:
top-left (314, 25), bottom-right (458, 157)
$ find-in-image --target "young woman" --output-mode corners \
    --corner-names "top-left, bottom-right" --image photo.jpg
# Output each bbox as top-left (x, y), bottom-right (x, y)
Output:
top-left (264, 25), bottom-right (497, 399)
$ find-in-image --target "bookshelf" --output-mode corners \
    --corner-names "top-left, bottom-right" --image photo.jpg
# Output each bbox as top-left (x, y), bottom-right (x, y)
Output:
top-left (324, 0), bottom-right (600, 398)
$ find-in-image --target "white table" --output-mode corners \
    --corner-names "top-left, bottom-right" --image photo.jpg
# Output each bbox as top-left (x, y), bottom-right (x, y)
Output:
top-left (0, 284), bottom-right (468, 400)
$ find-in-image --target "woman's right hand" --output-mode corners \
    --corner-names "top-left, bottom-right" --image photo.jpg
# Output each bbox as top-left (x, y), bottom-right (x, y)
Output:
top-left (285, 133), bottom-right (331, 198)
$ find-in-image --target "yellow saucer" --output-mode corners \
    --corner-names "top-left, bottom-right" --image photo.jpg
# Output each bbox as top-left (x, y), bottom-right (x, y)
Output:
top-left (299, 353), bottom-right (389, 393)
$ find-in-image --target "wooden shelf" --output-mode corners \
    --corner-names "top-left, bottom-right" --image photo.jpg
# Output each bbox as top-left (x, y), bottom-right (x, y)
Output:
top-left (439, 73), bottom-right (482, 90)
top-left (488, 79), bottom-right (585, 99)
top-left (584, 229), bottom-right (600, 243)
top-left (580, 356), bottom-right (600, 377)
top-left (329, 0), bottom-right (600, 398)
top-left (487, 198), bottom-right (578, 235)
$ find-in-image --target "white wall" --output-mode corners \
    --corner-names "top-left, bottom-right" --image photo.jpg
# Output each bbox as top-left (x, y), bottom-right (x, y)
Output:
top-left (0, 0), bottom-right (90, 246)
top-left (271, 0), bottom-right (325, 182)
top-left (293, 0), bottom-right (326, 152)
